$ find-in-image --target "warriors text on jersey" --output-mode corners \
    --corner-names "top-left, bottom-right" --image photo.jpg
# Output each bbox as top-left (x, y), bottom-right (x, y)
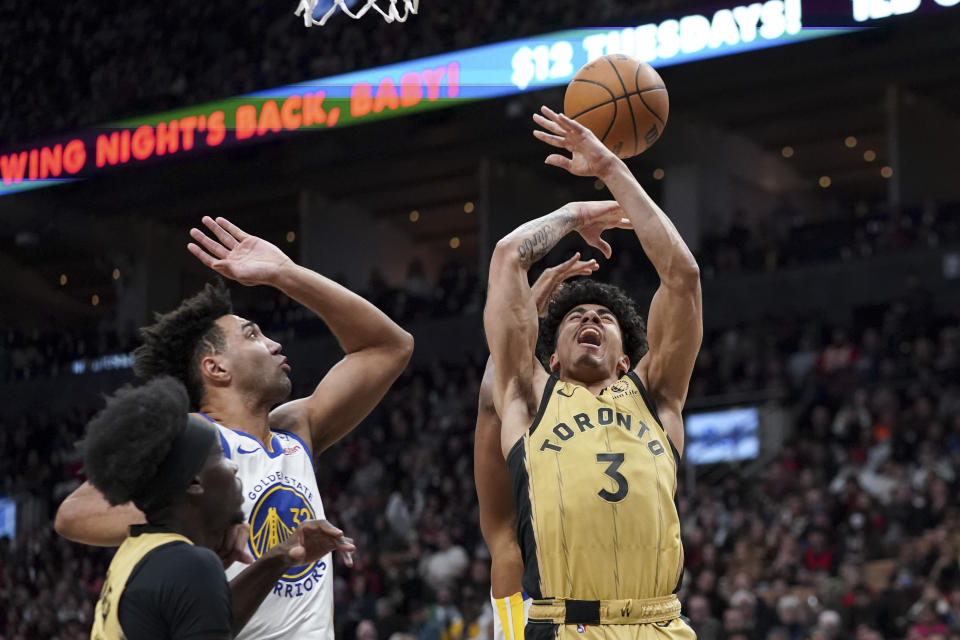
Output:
top-left (507, 372), bottom-right (684, 603)
top-left (203, 414), bottom-right (334, 640)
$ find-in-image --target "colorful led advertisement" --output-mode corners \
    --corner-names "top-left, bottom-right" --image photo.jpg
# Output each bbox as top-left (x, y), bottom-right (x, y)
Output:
top-left (1, 0), bottom-right (955, 196)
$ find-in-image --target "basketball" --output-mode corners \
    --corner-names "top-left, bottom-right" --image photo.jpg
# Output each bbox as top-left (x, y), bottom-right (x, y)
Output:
top-left (563, 54), bottom-right (669, 159)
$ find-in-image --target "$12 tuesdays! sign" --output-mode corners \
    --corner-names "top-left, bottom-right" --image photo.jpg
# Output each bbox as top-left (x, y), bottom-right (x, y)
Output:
top-left (1, 0), bottom-right (955, 196)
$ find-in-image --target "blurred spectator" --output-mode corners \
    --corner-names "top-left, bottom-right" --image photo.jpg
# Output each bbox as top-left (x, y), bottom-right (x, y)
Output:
top-left (687, 593), bottom-right (722, 640)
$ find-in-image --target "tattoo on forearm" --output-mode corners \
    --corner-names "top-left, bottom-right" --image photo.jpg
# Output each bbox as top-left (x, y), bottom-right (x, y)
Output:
top-left (515, 208), bottom-right (576, 268)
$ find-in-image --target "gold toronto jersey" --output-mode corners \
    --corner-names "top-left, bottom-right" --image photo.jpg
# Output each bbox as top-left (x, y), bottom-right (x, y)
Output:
top-left (507, 372), bottom-right (683, 602)
top-left (91, 532), bottom-right (193, 640)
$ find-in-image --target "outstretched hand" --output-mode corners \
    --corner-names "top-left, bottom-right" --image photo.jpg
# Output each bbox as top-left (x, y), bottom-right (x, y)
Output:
top-left (566, 201), bottom-right (632, 259)
top-left (188, 216), bottom-right (293, 287)
top-left (279, 519), bottom-right (356, 568)
top-left (533, 106), bottom-right (622, 178)
top-left (531, 252), bottom-right (598, 316)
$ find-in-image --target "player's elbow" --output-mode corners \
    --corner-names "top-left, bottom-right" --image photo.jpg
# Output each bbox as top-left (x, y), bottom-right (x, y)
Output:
top-left (385, 330), bottom-right (414, 375)
top-left (397, 330), bottom-right (415, 365)
top-left (665, 257), bottom-right (700, 290)
top-left (54, 499), bottom-right (82, 541)
top-left (491, 238), bottom-right (522, 270)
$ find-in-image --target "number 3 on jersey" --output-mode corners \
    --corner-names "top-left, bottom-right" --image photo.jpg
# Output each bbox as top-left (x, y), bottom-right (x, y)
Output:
top-left (596, 452), bottom-right (628, 502)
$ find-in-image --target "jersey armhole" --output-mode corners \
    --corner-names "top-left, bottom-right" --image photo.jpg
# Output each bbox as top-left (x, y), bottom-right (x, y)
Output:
top-left (528, 376), bottom-right (558, 436)
top-left (626, 371), bottom-right (681, 466)
top-left (273, 428), bottom-right (313, 460)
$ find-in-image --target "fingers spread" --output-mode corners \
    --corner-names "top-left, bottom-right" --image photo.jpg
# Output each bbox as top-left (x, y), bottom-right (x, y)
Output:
top-left (202, 215), bottom-right (239, 249)
top-left (557, 111), bottom-right (587, 134)
top-left (544, 154), bottom-right (572, 170)
top-left (215, 217), bottom-right (250, 242)
top-left (189, 228), bottom-right (229, 259)
top-left (540, 105), bottom-right (563, 123)
top-left (532, 129), bottom-right (567, 148)
top-left (187, 243), bottom-right (218, 267)
top-left (533, 112), bottom-right (565, 136)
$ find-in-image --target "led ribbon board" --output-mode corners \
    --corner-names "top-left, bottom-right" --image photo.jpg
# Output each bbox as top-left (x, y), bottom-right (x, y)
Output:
top-left (1, 0), bottom-right (956, 196)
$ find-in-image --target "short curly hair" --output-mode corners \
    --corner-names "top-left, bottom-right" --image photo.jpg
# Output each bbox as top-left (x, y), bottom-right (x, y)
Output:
top-left (82, 377), bottom-right (189, 509)
top-left (536, 279), bottom-right (648, 368)
top-left (133, 282), bottom-right (232, 410)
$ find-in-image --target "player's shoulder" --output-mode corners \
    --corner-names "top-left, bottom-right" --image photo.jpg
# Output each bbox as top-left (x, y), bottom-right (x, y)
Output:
top-left (121, 540), bottom-right (231, 636)
top-left (129, 540), bottom-right (223, 590)
top-left (272, 428), bottom-right (312, 458)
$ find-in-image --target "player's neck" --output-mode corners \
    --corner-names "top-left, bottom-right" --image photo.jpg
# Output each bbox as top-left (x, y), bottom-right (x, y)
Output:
top-left (559, 369), bottom-right (624, 396)
top-left (150, 509), bottom-right (219, 550)
top-left (200, 392), bottom-right (273, 445)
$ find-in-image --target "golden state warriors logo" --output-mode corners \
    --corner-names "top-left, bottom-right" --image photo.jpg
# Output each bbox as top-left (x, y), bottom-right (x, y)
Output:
top-left (249, 484), bottom-right (317, 581)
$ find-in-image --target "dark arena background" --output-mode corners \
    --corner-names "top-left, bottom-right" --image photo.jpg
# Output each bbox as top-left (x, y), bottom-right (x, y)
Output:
top-left (2, 0), bottom-right (960, 638)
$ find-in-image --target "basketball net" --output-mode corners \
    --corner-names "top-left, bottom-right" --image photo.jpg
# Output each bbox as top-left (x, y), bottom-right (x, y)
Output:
top-left (295, 0), bottom-right (419, 26)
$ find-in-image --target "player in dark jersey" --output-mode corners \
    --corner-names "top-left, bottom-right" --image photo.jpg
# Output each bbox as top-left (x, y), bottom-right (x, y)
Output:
top-left (85, 376), bottom-right (353, 639)
top-left (483, 106), bottom-right (702, 640)
top-left (476, 253), bottom-right (597, 640)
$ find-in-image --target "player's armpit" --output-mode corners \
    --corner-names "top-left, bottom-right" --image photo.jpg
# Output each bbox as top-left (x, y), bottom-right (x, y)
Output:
top-left (264, 262), bottom-right (414, 456)
top-left (270, 339), bottom-right (413, 456)
top-left (54, 481), bottom-right (144, 546)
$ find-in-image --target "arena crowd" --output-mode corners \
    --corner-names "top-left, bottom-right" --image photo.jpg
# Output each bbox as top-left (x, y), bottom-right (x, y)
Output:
top-left (2, 254), bottom-right (959, 639)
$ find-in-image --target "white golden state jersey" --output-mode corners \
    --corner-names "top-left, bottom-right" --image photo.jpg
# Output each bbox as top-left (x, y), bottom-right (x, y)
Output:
top-left (199, 413), bottom-right (333, 640)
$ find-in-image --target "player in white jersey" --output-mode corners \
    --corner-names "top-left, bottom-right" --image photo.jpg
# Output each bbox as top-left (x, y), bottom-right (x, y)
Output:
top-left (56, 216), bottom-right (414, 639)
top-left (475, 254), bottom-right (597, 640)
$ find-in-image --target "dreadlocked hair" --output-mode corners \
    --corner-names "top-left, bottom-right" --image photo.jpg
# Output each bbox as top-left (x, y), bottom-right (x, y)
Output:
top-left (82, 376), bottom-right (189, 508)
top-left (536, 279), bottom-right (648, 369)
top-left (133, 281), bottom-right (232, 410)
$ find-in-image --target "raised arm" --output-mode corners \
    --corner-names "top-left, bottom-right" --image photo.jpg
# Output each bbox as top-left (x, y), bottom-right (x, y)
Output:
top-left (54, 481), bottom-right (145, 546)
top-left (484, 212), bottom-right (565, 424)
top-left (534, 107), bottom-right (702, 454)
top-left (188, 216), bottom-right (414, 455)
top-left (484, 204), bottom-right (625, 453)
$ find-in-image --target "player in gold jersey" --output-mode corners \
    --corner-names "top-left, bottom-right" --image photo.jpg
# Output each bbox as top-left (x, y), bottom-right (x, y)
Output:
top-left (483, 106), bottom-right (702, 640)
top-left (476, 254), bottom-right (598, 640)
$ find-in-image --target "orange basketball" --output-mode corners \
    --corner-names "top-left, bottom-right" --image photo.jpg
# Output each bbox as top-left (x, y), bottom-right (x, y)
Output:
top-left (563, 54), bottom-right (669, 159)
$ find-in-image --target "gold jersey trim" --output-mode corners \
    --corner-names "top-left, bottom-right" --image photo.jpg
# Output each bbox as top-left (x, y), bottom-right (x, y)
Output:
top-left (91, 532), bottom-right (193, 640)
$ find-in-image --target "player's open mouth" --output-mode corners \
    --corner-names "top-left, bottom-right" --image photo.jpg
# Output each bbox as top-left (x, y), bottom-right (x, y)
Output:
top-left (577, 327), bottom-right (602, 347)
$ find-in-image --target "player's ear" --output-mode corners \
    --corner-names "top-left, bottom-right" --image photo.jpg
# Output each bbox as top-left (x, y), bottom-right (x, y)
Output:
top-left (200, 353), bottom-right (231, 385)
top-left (549, 353), bottom-right (560, 372)
top-left (616, 354), bottom-right (630, 376)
